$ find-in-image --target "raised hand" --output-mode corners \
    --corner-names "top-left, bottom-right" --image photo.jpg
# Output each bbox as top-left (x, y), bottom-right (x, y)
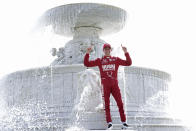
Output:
top-left (86, 46), bottom-right (93, 54)
top-left (121, 44), bottom-right (128, 53)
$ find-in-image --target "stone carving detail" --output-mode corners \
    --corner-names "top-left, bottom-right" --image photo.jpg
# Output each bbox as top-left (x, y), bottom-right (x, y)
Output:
top-left (50, 38), bottom-right (105, 65)
top-left (76, 69), bottom-right (103, 112)
top-left (51, 47), bottom-right (66, 65)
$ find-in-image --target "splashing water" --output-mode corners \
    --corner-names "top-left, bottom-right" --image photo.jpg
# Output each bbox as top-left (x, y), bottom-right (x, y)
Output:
top-left (137, 91), bottom-right (170, 116)
top-left (77, 69), bottom-right (102, 112)
top-left (0, 100), bottom-right (55, 130)
top-left (66, 69), bottom-right (103, 130)
top-left (0, 68), bottom-right (104, 131)
top-left (65, 126), bottom-right (86, 131)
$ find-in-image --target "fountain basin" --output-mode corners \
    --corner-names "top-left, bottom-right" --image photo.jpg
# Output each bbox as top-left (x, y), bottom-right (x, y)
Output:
top-left (0, 65), bottom-right (187, 130)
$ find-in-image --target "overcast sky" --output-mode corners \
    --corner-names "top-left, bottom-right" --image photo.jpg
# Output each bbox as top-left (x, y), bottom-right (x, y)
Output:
top-left (0, 0), bottom-right (196, 130)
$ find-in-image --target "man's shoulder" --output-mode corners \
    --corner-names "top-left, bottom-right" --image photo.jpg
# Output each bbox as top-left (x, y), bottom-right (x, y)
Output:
top-left (95, 57), bottom-right (101, 62)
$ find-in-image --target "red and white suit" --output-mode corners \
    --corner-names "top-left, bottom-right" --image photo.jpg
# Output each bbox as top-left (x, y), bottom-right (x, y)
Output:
top-left (84, 52), bottom-right (132, 123)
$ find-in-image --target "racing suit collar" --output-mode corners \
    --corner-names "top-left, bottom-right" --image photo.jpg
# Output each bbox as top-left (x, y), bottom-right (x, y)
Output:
top-left (103, 55), bottom-right (112, 59)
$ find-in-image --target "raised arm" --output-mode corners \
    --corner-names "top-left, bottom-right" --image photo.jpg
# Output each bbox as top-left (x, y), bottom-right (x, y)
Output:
top-left (83, 46), bottom-right (99, 67)
top-left (117, 53), bottom-right (132, 66)
top-left (117, 45), bottom-right (132, 66)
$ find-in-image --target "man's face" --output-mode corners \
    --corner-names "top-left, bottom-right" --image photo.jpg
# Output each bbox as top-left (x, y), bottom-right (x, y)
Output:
top-left (103, 47), bottom-right (111, 56)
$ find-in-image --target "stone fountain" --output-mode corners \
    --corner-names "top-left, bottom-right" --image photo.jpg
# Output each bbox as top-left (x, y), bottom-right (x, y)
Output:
top-left (0, 3), bottom-right (189, 131)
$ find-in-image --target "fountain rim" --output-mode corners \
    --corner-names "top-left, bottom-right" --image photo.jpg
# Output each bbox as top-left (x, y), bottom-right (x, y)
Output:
top-left (4, 65), bottom-right (171, 82)
top-left (38, 2), bottom-right (127, 37)
top-left (47, 2), bottom-right (126, 13)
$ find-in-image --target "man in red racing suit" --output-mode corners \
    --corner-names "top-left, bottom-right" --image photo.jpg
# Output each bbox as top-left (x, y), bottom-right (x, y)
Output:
top-left (84, 43), bottom-right (132, 130)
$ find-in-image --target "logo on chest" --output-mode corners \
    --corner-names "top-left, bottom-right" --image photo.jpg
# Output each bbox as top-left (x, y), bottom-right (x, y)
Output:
top-left (102, 59), bottom-right (108, 64)
top-left (102, 64), bottom-right (115, 71)
top-left (101, 58), bottom-right (116, 64)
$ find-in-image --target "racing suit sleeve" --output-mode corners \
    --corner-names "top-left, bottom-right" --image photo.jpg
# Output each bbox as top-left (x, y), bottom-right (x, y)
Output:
top-left (84, 53), bottom-right (99, 67)
top-left (117, 52), bottom-right (132, 66)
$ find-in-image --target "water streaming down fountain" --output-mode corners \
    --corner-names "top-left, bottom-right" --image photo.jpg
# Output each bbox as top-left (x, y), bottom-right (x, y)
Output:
top-left (0, 3), bottom-right (190, 131)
